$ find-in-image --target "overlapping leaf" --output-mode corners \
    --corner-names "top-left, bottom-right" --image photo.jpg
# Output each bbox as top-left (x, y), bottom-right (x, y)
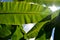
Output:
top-left (27, 15), bottom-right (51, 38)
top-left (0, 24), bottom-right (11, 38)
top-left (11, 26), bottom-right (23, 40)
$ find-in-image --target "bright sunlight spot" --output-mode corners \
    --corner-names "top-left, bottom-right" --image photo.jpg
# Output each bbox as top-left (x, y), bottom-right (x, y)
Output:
top-left (49, 5), bottom-right (59, 12)
top-left (22, 23), bottom-right (36, 33)
top-left (1, 0), bottom-right (13, 2)
top-left (23, 23), bottom-right (35, 40)
top-left (43, 4), bottom-right (46, 7)
top-left (28, 37), bottom-right (35, 40)
top-left (50, 27), bottom-right (55, 40)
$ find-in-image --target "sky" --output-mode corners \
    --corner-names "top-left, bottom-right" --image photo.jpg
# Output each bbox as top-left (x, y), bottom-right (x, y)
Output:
top-left (1, 0), bottom-right (13, 2)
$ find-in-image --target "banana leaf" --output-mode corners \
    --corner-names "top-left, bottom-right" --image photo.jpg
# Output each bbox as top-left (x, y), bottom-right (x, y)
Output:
top-left (11, 25), bottom-right (23, 40)
top-left (0, 2), bottom-right (51, 25)
top-left (1, 2), bottom-right (44, 13)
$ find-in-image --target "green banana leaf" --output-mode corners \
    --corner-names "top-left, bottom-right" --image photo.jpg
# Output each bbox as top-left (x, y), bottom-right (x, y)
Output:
top-left (0, 2), bottom-right (51, 25)
top-left (11, 25), bottom-right (23, 40)
top-left (0, 2), bottom-right (51, 40)
top-left (1, 2), bottom-right (44, 13)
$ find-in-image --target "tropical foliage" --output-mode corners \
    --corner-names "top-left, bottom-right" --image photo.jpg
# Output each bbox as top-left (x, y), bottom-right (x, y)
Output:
top-left (0, 0), bottom-right (60, 40)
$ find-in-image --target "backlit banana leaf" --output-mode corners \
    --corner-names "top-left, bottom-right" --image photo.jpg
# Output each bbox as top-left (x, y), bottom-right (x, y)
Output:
top-left (0, 2), bottom-right (52, 40)
top-left (1, 2), bottom-right (44, 13)
top-left (0, 2), bottom-right (51, 25)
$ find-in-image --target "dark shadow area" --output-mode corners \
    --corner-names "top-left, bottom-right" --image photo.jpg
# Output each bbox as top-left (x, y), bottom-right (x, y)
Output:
top-left (35, 14), bottom-right (58, 39)
top-left (0, 2), bottom-right (3, 11)
top-left (40, 15), bottom-right (51, 22)
top-left (0, 25), bottom-right (17, 40)
top-left (54, 12), bottom-right (60, 40)
top-left (19, 37), bottom-right (26, 40)
top-left (18, 0), bottom-right (24, 1)
top-left (35, 26), bottom-right (45, 39)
